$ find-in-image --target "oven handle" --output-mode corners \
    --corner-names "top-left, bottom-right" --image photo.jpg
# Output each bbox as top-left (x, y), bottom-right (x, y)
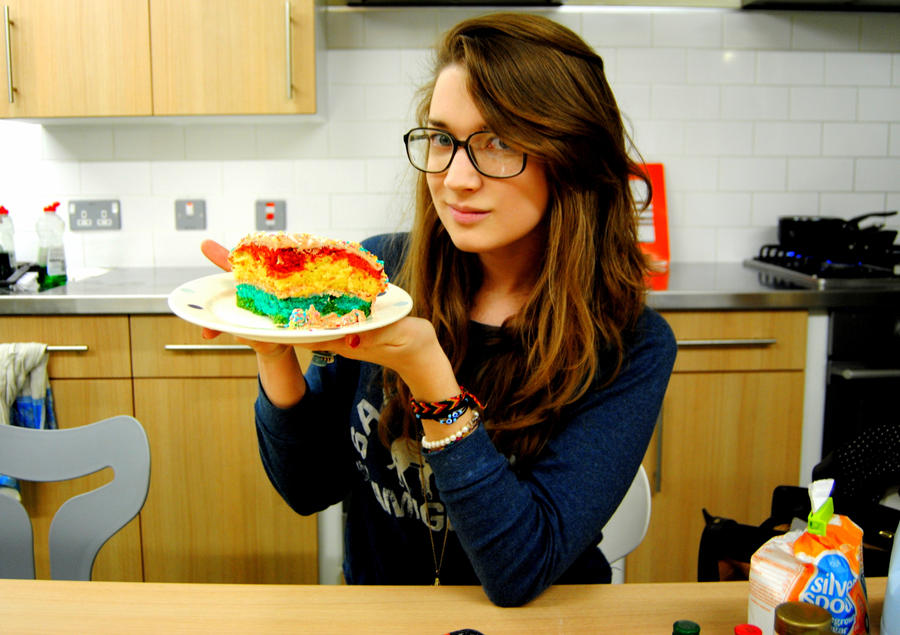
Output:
top-left (830, 363), bottom-right (900, 380)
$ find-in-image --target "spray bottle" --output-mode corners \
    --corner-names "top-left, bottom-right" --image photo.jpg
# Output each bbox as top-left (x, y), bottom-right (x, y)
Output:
top-left (36, 201), bottom-right (67, 290)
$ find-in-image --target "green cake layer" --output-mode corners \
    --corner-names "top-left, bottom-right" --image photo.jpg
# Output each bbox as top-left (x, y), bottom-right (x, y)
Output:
top-left (236, 283), bottom-right (373, 325)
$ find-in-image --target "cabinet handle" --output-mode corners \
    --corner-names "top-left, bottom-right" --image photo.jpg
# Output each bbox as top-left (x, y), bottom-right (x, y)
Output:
top-left (4, 6), bottom-right (12, 104)
top-left (284, 0), bottom-right (292, 100)
top-left (164, 344), bottom-right (253, 352)
top-left (46, 345), bottom-right (89, 352)
top-left (831, 366), bottom-right (900, 381)
top-left (676, 338), bottom-right (777, 348)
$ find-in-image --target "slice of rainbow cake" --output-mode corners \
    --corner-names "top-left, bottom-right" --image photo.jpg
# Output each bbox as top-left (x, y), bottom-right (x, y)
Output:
top-left (229, 232), bottom-right (389, 329)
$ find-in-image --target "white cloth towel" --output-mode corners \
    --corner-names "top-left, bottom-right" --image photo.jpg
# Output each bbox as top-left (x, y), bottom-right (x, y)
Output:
top-left (0, 343), bottom-right (52, 428)
top-left (0, 342), bottom-right (56, 499)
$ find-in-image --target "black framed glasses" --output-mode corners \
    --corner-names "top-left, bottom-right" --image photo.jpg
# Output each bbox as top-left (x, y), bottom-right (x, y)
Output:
top-left (403, 127), bottom-right (528, 179)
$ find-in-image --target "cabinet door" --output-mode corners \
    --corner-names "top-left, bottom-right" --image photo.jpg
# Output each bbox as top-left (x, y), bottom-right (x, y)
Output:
top-left (150, 0), bottom-right (317, 115)
top-left (135, 377), bottom-right (318, 583)
top-left (18, 379), bottom-right (143, 581)
top-left (0, 0), bottom-right (151, 118)
top-left (627, 370), bottom-right (804, 583)
top-left (2, 315), bottom-right (132, 378)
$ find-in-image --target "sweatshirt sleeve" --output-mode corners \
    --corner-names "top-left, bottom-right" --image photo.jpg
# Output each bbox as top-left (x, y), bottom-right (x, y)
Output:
top-left (254, 356), bottom-right (361, 516)
top-left (425, 308), bottom-right (676, 606)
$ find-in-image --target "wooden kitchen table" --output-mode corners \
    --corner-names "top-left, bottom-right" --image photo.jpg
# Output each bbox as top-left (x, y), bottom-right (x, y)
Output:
top-left (0, 577), bottom-right (887, 634)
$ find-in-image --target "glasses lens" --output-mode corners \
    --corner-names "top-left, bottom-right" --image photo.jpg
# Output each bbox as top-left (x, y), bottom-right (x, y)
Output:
top-left (406, 128), bottom-right (454, 173)
top-left (468, 132), bottom-right (526, 178)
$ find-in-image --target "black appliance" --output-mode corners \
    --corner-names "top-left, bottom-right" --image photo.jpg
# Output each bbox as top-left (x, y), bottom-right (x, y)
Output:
top-left (741, 0), bottom-right (900, 10)
top-left (823, 306), bottom-right (900, 458)
top-left (743, 211), bottom-right (900, 290)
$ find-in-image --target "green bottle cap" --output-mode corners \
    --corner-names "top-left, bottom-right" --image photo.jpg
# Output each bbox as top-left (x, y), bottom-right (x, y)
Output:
top-left (673, 619), bottom-right (701, 634)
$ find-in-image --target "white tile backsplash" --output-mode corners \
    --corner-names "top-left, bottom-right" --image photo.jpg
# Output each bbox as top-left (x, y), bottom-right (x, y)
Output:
top-left (650, 85), bottom-right (720, 120)
top-left (822, 123), bottom-right (889, 157)
top-left (757, 51), bottom-right (824, 85)
top-left (618, 48), bottom-right (687, 84)
top-left (652, 11), bottom-right (723, 49)
top-left (685, 122), bottom-right (753, 156)
top-left (754, 122), bottom-right (821, 157)
top-left (222, 161), bottom-right (296, 197)
top-left (788, 158), bottom-right (855, 192)
top-left (858, 88), bottom-right (900, 122)
top-left (789, 87), bottom-right (857, 121)
top-left (0, 5), bottom-right (896, 268)
top-left (855, 158), bottom-right (900, 191)
top-left (860, 14), bottom-right (900, 52)
top-left (582, 11), bottom-right (652, 48)
top-left (721, 86), bottom-right (790, 120)
top-left (686, 49), bottom-right (755, 85)
top-left (723, 12), bottom-right (792, 50)
top-left (824, 53), bottom-right (893, 87)
top-left (719, 157), bottom-right (787, 191)
top-left (790, 13), bottom-right (860, 51)
top-left (80, 162), bottom-right (152, 196)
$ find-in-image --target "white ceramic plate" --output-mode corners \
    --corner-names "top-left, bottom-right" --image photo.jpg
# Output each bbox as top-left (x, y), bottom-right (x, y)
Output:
top-left (168, 272), bottom-right (413, 344)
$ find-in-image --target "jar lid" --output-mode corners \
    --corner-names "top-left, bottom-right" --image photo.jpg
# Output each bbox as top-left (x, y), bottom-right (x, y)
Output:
top-left (774, 602), bottom-right (832, 633)
top-left (734, 624), bottom-right (763, 635)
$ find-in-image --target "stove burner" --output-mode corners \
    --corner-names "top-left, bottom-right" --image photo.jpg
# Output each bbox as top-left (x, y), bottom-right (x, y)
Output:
top-left (744, 244), bottom-right (900, 290)
top-left (756, 244), bottom-right (899, 279)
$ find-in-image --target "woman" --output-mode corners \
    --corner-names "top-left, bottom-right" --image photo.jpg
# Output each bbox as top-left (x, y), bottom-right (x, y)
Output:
top-left (202, 12), bottom-right (676, 607)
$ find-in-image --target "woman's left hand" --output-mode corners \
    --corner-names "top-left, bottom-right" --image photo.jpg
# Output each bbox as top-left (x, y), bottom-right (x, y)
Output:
top-left (297, 317), bottom-right (460, 402)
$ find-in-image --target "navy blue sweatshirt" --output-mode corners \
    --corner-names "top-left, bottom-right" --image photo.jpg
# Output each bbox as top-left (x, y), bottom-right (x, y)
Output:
top-left (254, 233), bottom-right (676, 606)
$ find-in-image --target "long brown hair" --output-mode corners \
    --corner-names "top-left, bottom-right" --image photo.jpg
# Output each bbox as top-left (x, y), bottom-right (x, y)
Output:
top-left (381, 12), bottom-right (651, 462)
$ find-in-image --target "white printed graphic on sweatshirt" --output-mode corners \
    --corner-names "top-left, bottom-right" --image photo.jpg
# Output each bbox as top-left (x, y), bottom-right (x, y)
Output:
top-left (352, 398), bottom-right (445, 530)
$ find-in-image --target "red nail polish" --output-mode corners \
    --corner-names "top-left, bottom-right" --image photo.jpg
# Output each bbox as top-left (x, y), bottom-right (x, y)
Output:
top-left (348, 334), bottom-right (360, 348)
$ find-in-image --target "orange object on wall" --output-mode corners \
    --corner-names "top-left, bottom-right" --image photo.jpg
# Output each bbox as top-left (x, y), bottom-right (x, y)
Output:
top-left (630, 163), bottom-right (669, 290)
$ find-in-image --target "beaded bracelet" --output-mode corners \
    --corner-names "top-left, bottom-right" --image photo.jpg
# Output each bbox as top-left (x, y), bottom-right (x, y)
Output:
top-left (421, 411), bottom-right (481, 453)
top-left (410, 387), bottom-right (485, 425)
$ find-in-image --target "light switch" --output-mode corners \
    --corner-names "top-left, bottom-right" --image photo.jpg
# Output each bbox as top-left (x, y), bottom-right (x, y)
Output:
top-left (175, 199), bottom-right (206, 230)
top-left (255, 200), bottom-right (286, 231)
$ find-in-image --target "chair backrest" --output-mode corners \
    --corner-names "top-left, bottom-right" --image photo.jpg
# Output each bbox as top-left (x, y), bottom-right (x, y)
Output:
top-left (0, 415), bottom-right (150, 580)
top-left (599, 465), bottom-right (652, 583)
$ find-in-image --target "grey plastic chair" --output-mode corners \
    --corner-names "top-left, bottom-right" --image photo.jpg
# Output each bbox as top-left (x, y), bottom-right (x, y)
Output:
top-left (0, 415), bottom-right (150, 580)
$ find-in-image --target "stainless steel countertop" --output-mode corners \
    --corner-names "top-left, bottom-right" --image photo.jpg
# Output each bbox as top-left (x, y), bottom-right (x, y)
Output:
top-left (1, 263), bottom-right (898, 315)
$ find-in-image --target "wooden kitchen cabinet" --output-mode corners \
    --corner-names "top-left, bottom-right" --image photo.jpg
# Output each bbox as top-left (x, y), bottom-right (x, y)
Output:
top-left (626, 310), bottom-right (807, 583)
top-left (150, 0), bottom-right (318, 115)
top-left (0, 0), bottom-right (152, 118)
top-left (2, 316), bottom-right (143, 581)
top-left (0, 0), bottom-right (318, 118)
top-left (130, 315), bottom-right (318, 584)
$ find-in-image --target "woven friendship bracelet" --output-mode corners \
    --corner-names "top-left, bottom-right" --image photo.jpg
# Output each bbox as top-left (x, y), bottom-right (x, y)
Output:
top-left (410, 387), bottom-right (485, 422)
top-left (421, 411), bottom-right (481, 453)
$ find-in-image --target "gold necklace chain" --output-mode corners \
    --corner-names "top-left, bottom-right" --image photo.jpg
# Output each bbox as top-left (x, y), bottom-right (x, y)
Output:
top-left (419, 450), bottom-right (450, 585)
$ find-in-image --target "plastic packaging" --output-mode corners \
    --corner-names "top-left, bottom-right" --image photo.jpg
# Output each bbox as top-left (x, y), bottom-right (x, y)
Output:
top-left (0, 205), bottom-right (15, 278)
top-left (884, 519), bottom-right (900, 635)
top-left (747, 480), bottom-right (868, 635)
top-left (36, 201), bottom-right (67, 290)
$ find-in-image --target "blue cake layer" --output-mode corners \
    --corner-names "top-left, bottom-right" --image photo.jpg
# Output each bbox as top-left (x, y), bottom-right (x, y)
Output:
top-left (235, 283), bottom-right (372, 325)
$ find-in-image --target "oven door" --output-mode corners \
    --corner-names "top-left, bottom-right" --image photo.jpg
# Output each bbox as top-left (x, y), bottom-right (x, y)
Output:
top-left (822, 308), bottom-right (900, 457)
